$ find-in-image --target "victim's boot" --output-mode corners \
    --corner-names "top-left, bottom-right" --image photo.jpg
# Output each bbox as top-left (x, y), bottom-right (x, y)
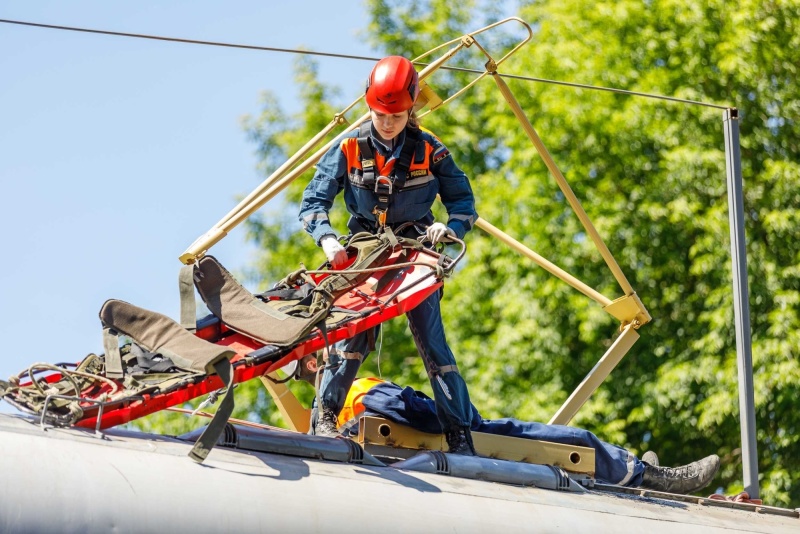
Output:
top-left (642, 450), bottom-right (660, 466)
top-left (445, 426), bottom-right (476, 456)
top-left (640, 454), bottom-right (720, 494)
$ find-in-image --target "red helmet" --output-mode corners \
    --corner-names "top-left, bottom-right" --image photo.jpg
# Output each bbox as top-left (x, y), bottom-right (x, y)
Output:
top-left (365, 56), bottom-right (419, 114)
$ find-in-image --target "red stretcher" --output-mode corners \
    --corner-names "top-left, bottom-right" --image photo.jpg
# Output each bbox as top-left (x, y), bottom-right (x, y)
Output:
top-left (1, 232), bottom-right (463, 435)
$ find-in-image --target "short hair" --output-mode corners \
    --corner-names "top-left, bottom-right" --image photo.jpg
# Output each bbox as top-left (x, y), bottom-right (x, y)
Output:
top-left (295, 352), bottom-right (320, 383)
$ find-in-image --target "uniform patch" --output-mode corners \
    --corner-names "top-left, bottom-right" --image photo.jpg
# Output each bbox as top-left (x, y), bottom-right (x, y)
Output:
top-left (432, 148), bottom-right (450, 164)
top-left (409, 169), bottom-right (428, 178)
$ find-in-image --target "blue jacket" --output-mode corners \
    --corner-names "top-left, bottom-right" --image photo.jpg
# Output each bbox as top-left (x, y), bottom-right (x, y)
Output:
top-left (299, 122), bottom-right (477, 244)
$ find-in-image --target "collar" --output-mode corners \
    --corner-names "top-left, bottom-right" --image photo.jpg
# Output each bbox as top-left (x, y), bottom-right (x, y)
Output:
top-left (369, 123), bottom-right (407, 157)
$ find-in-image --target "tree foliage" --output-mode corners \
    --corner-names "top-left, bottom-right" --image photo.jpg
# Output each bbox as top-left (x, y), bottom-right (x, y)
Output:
top-left (138, 0), bottom-right (800, 507)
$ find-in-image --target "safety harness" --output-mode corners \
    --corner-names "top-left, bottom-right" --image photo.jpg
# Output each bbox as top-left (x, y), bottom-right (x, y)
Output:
top-left (356, 121), bottom-right (424, 228)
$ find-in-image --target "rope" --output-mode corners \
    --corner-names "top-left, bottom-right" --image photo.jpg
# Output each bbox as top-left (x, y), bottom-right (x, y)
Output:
top-left (0, 18), bottom-right (730, 109)
top-left (0, 19), bottom-right (381, 63)
top-left (26, 363), bottom-right (82, 397)
top-left (21, 362), bottom-right (121, 401)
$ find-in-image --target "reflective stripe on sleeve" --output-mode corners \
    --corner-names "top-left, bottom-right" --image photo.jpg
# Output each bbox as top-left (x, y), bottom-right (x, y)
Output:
top-left (448, 213), bottom-right (475, 226)
top-left (302, 212), bottom-right (330, 223)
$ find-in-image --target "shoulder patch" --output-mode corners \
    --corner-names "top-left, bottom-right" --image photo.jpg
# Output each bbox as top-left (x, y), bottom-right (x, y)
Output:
top-left (432, 147), bottom-right (450, 164)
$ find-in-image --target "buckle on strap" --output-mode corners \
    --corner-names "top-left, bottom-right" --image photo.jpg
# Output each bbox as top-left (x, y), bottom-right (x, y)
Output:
top-left (373, 208), bottom-right (387, 227)
top-left (374, 175), bottom-right (393, 195)
top-left (373, 176), bottom-right (393, 227)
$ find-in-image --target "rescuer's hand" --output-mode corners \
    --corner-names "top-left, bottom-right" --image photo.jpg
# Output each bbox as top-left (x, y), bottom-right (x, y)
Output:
top-left (321, 235), bottom-right (348, 268)
top-left (425, 222), bottom-right (455, 245)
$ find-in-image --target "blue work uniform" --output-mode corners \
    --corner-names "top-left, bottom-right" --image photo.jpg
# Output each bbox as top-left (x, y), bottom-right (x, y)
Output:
top-left (298, 121), bottom-right (477, 432)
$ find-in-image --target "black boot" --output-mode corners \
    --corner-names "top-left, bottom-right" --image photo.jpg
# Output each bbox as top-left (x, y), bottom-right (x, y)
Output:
top-left (640, 454), bottom-right (720, 494)
top-left (445, 426), bottom-right (476, 456)
top-left (315, 407), bottom-right (339, 438)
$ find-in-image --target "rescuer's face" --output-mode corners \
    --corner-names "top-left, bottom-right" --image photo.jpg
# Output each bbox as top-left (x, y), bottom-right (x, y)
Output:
top-left (370, 109), bottom-right (409, 142)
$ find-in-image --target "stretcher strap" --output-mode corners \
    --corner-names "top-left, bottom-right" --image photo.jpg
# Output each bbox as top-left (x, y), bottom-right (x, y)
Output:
top-left (178, 264), bottom-right (197, 332)
top-left (193, 233), bottom-right (396, 348)
top-left (188, 358), bottom-right (235, 463)
top-left (102, 327), bottom-right (124, 379)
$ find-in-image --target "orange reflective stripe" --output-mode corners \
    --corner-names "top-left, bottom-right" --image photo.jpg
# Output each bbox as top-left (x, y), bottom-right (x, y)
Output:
top-left (343, 136), bottom-right (435, 184)
top-left (343, 138), bottom-right (390, 176)
top-left (337, 376), bottom-right (385, 428)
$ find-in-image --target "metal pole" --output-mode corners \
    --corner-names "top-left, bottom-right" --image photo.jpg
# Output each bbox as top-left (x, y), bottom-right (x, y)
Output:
top-left (723, 107), bottom-right (759, 498)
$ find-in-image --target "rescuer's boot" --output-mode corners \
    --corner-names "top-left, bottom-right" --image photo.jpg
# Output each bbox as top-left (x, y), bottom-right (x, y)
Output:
top-left (642, 450), bottom-right (660, 466)
top-left (640, 454), bottom-right (720, 494)
top-left (445, 426), bottom-right (476, 456)
top-left (315, 407), bottom-right (339, 438)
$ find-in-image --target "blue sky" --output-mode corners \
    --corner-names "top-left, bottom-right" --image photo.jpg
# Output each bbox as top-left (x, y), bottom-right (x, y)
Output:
top-left (0, 1), bottom-right (377, 409)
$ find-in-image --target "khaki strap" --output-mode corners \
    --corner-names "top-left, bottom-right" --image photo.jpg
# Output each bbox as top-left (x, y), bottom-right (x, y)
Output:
top-left (188, 358), bottom-right (235, 463)
top-left (439, 364), bottom-right (459, 374)
top-left (102, 327), bottom-right (124, 379)
top-left (428, 364), bottom-right (459, 379)
top-left (178, 264), bottom-right (197, 332)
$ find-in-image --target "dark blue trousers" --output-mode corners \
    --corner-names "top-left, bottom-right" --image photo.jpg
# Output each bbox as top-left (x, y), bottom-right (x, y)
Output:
top-left (320, 290), bottom-right (473, 432)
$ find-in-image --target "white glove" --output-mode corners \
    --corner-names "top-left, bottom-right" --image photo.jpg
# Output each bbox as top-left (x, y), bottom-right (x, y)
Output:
top-left (320, 235), bottom-right (348, 268)
top-left (425, 222), bottom-right (455, 245)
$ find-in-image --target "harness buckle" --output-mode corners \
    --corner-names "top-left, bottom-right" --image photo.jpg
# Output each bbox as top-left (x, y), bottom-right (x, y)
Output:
top-left (373, 176), bottom-right (393, 228)
top-left (374, 175), bottom-right (392, 195)
top-left (373, 208), bottom-right (388, 227)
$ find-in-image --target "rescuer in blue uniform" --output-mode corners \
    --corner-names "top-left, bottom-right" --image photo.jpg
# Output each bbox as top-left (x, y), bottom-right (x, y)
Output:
top-left (298, 55), bottom-right (478, 455)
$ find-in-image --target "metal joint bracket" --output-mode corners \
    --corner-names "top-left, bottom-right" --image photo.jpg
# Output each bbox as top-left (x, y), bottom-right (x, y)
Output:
top-left (462, 35), bottom-right (475, 47)
top-left (602, 292), bottom-right (651, 327)
top-left (333, 113), bottom-right (349, 126)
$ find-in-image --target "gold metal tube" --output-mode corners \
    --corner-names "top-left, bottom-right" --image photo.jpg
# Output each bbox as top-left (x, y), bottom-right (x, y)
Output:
top-left (489, 72), bottom-right (636, 297)
top-left (475, 217), bottom-right (612, 307)
top-left (548, 323), bottom-right (640, 425)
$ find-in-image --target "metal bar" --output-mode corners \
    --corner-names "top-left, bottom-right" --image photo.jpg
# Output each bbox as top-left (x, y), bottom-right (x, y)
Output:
top-left (549, 323), bottom-right (640, 425)
top-left (488, 71), bottom-right (637, 298)
top-left (259, 374), bottom-right (311, 434)
top-left (415, 18), bottom-right (533, 118)
top-left (723, 108), bottom-right (759, 498)
top-left (475, 217), bottom-right (612, 307)
top-left (358, 416), bottom-right (596, 475)
top-left (179, 110), bottom-right (366, 264)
